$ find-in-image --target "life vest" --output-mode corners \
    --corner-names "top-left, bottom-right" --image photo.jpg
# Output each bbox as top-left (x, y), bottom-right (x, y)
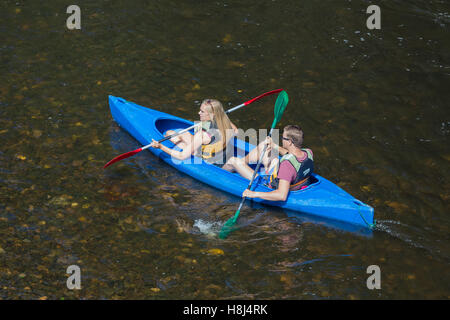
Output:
top-left (269, 149), bottom-right (314, 190)
top-left (194, 121), bottom-right (226, 160)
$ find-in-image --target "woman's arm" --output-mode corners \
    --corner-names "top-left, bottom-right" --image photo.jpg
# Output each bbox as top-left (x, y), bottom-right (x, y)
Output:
top-left (151, 131), bottom-right (209, 160)
top-left (230, 121), bottom-right (238, 134)
top-left (277, 145), bottom-right (289, 156)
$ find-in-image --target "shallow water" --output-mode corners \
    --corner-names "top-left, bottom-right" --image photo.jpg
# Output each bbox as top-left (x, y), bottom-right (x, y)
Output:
top-left (0, 0), bottom-right (449, 299)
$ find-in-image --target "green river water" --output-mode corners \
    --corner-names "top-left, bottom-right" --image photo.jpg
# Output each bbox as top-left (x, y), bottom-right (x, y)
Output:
top-left (0, 0), bottom-right (449, 299)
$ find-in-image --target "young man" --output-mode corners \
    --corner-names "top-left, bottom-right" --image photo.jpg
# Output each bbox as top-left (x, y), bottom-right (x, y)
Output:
top-left (223, 125), bottom-right (313, 202)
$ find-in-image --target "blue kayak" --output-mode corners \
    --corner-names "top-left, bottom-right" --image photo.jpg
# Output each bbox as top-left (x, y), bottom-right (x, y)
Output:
top-left (108, 95), bottom-right (375, 229)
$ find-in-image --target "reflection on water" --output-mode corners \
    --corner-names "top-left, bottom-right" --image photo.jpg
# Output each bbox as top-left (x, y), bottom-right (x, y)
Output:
top-left (1, 0), bottom-right (449, 299)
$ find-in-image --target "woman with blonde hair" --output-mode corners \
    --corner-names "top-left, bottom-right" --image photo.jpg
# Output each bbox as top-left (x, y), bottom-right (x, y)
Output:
top-left (150, 99), bottom-right (238, 163)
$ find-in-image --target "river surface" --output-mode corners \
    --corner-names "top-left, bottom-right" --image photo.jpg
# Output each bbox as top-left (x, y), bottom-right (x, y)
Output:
top-left (1, 0), bottom-right (449, 299)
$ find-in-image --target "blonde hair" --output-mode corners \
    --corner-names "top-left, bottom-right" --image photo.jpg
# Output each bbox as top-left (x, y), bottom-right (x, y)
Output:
top-left (202, 99), bottom-right (233, 147)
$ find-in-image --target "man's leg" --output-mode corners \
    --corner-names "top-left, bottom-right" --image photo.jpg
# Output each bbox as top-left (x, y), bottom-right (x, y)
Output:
top-left (222, 156), bottom-right (255, 180)
top-left (245, 140), bottom-right (278, 171)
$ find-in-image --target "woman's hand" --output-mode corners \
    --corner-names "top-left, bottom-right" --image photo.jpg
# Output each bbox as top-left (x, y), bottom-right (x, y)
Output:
top-left (150, 139), bottom-right (162, 149)
top-left (242, 189), bottom-right (257, 198)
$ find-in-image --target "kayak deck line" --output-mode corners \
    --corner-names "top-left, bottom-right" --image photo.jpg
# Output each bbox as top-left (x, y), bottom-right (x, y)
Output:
top-left (107, 95), bottom-right (375, 230)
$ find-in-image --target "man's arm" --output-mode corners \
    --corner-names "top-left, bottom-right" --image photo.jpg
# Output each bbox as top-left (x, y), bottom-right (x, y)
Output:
top-left (266, 137), bottom-right (287, 156)
top-left (243, 179), bottom-right (290, 202)
top-left (276, 145), bottom-right (289, 156)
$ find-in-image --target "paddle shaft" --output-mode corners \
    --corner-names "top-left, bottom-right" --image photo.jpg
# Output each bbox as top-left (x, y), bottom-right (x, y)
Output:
top-left (219, 90), bottom-right (288, 238)
top-left (233, 127), bottom-right (275, 220)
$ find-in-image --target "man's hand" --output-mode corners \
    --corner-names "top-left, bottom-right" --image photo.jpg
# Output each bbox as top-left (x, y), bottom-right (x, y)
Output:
top-left (265, 136), bottom-right (273, 153)
top-left (242, 189), bottom-right (257, 198)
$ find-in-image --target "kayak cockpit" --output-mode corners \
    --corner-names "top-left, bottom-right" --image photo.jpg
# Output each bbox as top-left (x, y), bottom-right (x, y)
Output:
top-left (155, 118), bottom-right (193, 137)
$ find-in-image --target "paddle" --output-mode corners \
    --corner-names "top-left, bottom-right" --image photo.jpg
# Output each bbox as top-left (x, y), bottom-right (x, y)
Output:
top-left (103, 89), bottom-right (283, 168)
top-left (219, 90), bottom-right (289, 239)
